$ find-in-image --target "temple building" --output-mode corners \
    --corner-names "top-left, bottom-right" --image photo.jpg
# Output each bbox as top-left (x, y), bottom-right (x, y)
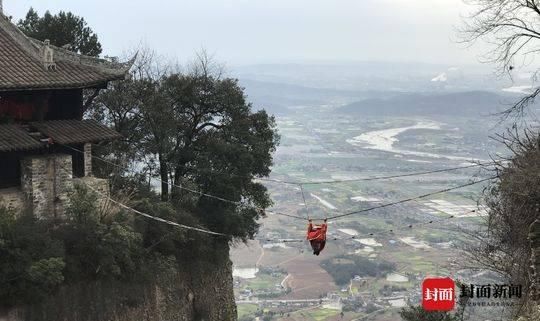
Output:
top-left (0, 9), bottom-right (132, 217)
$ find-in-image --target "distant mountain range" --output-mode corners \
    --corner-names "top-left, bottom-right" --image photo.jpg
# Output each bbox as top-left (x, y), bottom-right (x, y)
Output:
top-left (239, 79), bottom-right (394, 114)
top-left (337, 91), bottom-right (515, 116)
top-left (233, 62), bottom-right (510, 93)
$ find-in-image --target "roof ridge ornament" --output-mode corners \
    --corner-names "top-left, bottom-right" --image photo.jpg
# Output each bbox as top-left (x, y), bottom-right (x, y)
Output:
top-left (0, 15), bottom-right (134, 91)
top-left (41, 39), bottom-right (57, 71)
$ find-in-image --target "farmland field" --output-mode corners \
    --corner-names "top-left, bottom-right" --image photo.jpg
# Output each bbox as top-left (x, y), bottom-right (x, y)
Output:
top-left (230, 67), bottom-right (515, 320)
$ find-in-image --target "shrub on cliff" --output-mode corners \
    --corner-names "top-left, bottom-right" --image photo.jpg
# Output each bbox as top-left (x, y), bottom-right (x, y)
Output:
top-left (0, 207), bottom-right (65, 307)
top-left (58, 185), bottom-right (146, 281)
top-left (0, 186), bottom-right (182, 308)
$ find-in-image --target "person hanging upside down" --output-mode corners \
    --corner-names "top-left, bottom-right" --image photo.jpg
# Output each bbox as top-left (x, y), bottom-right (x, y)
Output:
top-left (307, 219), bottom-right (328, 256)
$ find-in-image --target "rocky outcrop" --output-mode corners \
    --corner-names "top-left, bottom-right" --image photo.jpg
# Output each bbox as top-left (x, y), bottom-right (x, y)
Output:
top-left (516, 305), bottom-right (540, 321)
top-left (0, 245), bottom-right (237, 321)
top-left (528, 219), bottom-right (540, 302)
top-left (183, 254), bottom-right (237, 321)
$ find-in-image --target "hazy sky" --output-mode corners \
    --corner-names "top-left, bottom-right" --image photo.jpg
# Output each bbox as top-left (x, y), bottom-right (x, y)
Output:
top-left (4, 0), bottom-right (485, 66)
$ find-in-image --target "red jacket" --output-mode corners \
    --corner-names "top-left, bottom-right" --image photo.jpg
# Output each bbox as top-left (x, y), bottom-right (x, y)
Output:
top-left (307, 222), bottom-right (327, 242)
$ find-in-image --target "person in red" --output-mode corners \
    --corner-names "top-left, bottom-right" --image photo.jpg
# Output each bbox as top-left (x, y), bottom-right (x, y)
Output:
top-left (306, 219), bottom-right (328, 256)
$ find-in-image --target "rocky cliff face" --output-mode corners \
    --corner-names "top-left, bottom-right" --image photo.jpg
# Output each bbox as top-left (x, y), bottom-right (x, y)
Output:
top-left (517, 219), bottom-right (540, 321)
top-left (529, 219), bottom-right (540, 302)
top-left (0, 245), bottom-right (237, 321)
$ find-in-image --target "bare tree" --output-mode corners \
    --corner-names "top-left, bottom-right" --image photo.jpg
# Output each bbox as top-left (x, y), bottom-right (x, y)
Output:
top-left (458, 127), bottom-right (540, 318)
top-left (460, 0), bottom-right (540, 117)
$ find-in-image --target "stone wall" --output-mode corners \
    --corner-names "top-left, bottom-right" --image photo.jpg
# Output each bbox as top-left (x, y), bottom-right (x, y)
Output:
top-left (83, 143), bottom-right (92, 177)
top-left (0, 188), bottom-right (25, 212)
top-left (0, 155), bottom-right (111, 218)
top-left (20, 154), bottom-right (73, 219)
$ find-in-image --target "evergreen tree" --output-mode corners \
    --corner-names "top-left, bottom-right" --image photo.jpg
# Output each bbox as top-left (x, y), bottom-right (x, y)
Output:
top-left (91, 52), bottom-right (279, 240)
top-left (18, 8), bottom-right (102, 57)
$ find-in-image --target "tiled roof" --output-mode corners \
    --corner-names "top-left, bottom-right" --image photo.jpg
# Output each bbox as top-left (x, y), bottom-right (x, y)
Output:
top-left (31, 120), bottom-right (121, 145)
top-left (0, 120), bottom-right (120, 152)
top-left (0, 14), bottom-right (133, 91)
top-left (0, 124), bottom-right (42, 152)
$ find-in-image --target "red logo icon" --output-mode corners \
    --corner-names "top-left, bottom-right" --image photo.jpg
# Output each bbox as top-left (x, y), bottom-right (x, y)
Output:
top-left (422, 277), bottom-right (456, 311)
